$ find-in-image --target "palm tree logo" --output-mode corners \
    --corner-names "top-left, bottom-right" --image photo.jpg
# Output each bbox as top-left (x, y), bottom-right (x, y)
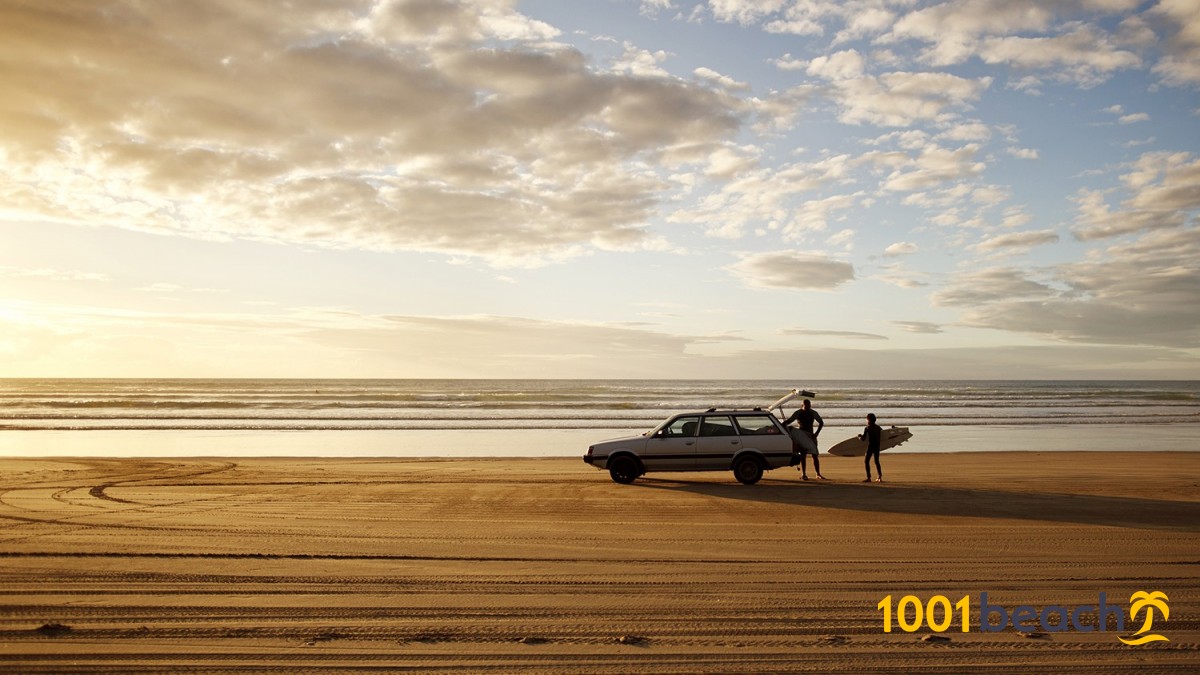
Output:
top-left (1119, 591), bottom-right (1169, 645)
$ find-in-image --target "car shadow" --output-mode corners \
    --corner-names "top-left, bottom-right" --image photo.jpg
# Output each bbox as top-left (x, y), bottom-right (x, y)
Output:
top-left (634, 476), bottom-right (1200, 532)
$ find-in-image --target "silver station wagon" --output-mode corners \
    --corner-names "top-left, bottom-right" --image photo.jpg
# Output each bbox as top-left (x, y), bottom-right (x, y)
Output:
top-left (584, 408), bottom-right (798, 485)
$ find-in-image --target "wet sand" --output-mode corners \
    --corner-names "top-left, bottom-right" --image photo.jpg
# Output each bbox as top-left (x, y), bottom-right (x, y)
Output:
top-left (1, 453), bottom-right (1198, 673)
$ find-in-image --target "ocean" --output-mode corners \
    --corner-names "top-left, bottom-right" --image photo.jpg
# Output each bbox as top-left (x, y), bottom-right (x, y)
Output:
top-left (0, 379), bottom-right (1197, 457)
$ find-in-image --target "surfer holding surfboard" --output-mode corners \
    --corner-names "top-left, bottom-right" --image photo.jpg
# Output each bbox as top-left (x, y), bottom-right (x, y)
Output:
top-left (862, 413), bottom-right (883, 483)
top-left (781, 399), bottom-right (826, 480)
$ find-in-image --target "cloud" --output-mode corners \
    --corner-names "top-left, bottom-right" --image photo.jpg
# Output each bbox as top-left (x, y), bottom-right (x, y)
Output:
top-left (0, 297), bottom-right (750, 377)
top-left (771, 53), bottom-right (809, 71)
top-left (805, 49), bottom-right (866, 80)
top-left (938, 227), bottom-right (1200, 348)
top-left (1119, 112), bottom-right (1150, 124)
top-left (1007, 147), bottom-right (1039, 159)
top-left (888, 0), bottom-right (1060, 65)
top-left (726, 250), bottom-right (855, 290)
top-left (976, 25), bottom-right (1141, 87)
top-left (695, 66), bottom-right (752, 91)
top-left (707, 0), bottom-right (789, 25)
top-left (874, 263), bottom-right (930, 289)
top-left (931, 267), bottom-right (1057, 307)
top-left (825, 72), bottom-right (992, 127)
top-left (713, 343), bottom-right (1200, 379)
top-left (668, 157), bottom-right (855, 238)
top-left (892, 320), bottom-right (944, 334)
top-left (4, 292), bottom-right (1196, 379)
top-left (0, 1), bottom-right (747, 265)
top-left (1071, 151), bottom-right (1200, 240)
top-left (781, 193), bottom-right (861, 239)
top-left (972, 229), bottom-right (1060, 251)
top-left (1151, 0), bottom-right (1200, 87)
top-left (782, 328), bottom-right (888, 340)
top-left (884, 241), bottom-right (918, 256)
top-left (886, 0), bottom-right (1142, 74)
top-left (879, 144), bottom-right (987, 192)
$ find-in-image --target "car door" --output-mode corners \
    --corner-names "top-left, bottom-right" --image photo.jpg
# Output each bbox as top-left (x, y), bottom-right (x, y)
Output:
top-left (694, 415), bottom-right (741, 469)
top-left (643, 415), bottom-right (700, 471)
top-left (733, 413), bottom-right (792, 468)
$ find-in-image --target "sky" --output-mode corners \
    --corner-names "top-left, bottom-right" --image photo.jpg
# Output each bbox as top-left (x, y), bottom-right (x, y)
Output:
top-left (1, 0), bottom-right (1199, 379)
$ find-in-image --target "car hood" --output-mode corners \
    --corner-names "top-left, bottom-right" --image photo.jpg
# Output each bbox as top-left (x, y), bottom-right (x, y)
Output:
top-left (590, 433), bottom-right (648, 450)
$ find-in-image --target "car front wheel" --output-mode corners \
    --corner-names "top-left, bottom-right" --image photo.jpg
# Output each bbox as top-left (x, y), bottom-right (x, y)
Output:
top-left (733, 456), bottom-right (763, 485)
top-left (608, 456), bottom-right (639, 484)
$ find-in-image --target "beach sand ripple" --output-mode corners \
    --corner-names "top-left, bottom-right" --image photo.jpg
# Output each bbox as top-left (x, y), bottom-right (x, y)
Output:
top-left (0, 453), bottom-right (1198, 672)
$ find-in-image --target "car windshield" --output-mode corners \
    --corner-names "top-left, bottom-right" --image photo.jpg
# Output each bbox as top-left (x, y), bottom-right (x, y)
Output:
top-left (649, 415), bottom-right (702, 437)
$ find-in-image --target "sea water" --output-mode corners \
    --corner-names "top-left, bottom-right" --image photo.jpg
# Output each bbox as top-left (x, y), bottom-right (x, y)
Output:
top-left (0, 379), bottom-right (1197, 457)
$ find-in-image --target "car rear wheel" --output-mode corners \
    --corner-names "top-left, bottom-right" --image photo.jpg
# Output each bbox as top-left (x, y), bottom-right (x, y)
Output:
top-left (608, 456), bottom-right (639, 484)
top-left (733, 456), bottom-right (763, 485)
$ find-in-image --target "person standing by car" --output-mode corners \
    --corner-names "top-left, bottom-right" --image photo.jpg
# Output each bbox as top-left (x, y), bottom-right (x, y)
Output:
top-left (861, 413), bottom-right (883, 483)
top-left (782, 399), bottom-right (825, 480)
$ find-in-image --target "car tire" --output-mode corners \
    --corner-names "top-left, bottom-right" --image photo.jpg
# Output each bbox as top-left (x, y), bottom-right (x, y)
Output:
top-left (733, 456), bottom-right (763, 485)
top-left (608, 456), bottom-right (639, 484)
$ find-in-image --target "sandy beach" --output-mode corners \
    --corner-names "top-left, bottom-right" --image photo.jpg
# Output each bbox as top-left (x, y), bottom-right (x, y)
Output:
top-left (1, 452), bottom-right (1197, 673)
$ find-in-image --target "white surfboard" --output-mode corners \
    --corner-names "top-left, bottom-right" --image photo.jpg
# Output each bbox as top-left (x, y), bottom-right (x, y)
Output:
top-left (766, 388), bottom-right (817, 413)
top-left (767, 388), bottom-right (800, 412)
top-left (827, 426), bottom-right (913, 457)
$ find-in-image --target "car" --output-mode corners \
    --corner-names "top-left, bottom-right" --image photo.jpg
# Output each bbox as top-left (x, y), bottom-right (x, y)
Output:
top-left (583, 408), bottom-right (799, 485)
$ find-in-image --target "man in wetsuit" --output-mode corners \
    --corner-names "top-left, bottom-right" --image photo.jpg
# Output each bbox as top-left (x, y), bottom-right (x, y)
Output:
top-left (861, 413), bottom-right (883, 483)
top-left (782, 398), bottom-right (825, 480)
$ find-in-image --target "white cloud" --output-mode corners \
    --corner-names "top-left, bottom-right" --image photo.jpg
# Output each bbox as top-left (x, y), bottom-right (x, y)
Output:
top-left (771, 53), bottom-right (809, 71)
top-left (1151, 0), bottom-right (1200, 87)
top-left (1118, 112), bottom-right (1150, 124)
top-left (973, 229), bottom-right (1061, 251)
top-left (695, 66), bottom-right (752, 91)
top-left (613, 44), bottom-right (672, 77)
top-left (828, 71), bottom-right (992, 127)
top-left (939, 121), bottom-right (992, 142)
top-left (708, 0), bottom-right (789, 25)
top-left (1071, 151), bottom-right (1200, 240)
top-left (780, 193), bottom-right (861, 239)
top-left (726, 250), bottom-right (855, 290)
top-left (640, 0), bottom-right (677, 15)
top-left (805, 49), bottom-right (866, 80)
top-left (886, 0), bottom-right (1141, 68)
top-left (1006, 147), bottom-right (1040, 159)
top-left (976, 25), bottom-right (1141, 87)
top-left (875, 262), bottom-right (930, 288)
top-left (884, 241), bottom-right (918, 256)
top-left (879, 144), bottom-right (987, 192)
top-left (668, 157), bottom-right (855, 239)
top-left (931, 267), bottom-right (1057, 307)
top-left (829, 228), bottom-right (856, 249)
top-left (782, 328), bottom-right (888, 340)
top-left (0, 1), bottom-right (748, 266)
top-left (937, 227), bottom-right (1200, 349)
top-left (365, 0), bottom-right (561, 45)
top-left (892, 320), bottom-right (944, 334)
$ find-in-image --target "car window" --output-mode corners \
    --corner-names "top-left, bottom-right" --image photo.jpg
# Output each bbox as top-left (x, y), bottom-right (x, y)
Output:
top-left (662, 415), bottom-right (701, 437)
top-left (733, 415), bottom-right (780, 435)
top-left (699, 415), bottom-right (736, 437)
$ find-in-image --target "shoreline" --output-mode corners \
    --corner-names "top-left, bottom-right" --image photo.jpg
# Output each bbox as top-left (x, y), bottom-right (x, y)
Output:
top-left (2, 422), bottom-right (1199, 458)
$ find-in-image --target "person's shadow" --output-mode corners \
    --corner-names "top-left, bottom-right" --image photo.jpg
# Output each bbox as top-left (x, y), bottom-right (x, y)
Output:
top-left (635, 477), bottom-right (1200, 531)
